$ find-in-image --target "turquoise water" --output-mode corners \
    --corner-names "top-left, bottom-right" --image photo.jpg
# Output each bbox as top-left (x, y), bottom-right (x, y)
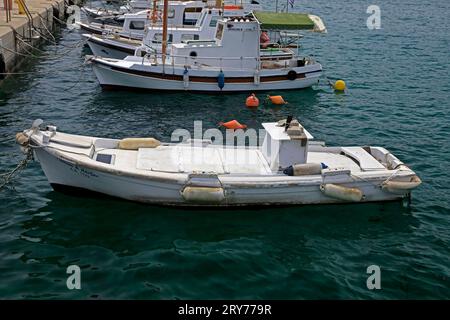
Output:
top-left (0, 0), bottom-right (449, 299)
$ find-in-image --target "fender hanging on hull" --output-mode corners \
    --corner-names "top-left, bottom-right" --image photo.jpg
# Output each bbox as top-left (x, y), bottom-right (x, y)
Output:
top-left (320, 183), bottom-right (364, 202)
top-left (181, 186), bottom-right (225, 204)
top-left (382, 176), bottom-right (422, 194)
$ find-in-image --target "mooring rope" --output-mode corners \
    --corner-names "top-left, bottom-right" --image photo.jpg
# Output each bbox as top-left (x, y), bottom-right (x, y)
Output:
top-left (15, 35), bottom-right (47, 54)
top-left (52, 13), bottom-right (68, 26)
top-left (37, 13), bottom-right (57, 43)
top-left (0, 37), bottom-right (88, 64)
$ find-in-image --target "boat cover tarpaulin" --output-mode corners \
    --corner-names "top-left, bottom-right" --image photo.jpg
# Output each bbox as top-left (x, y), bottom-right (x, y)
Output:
top-left (253, 11), bottom-right (316, 30)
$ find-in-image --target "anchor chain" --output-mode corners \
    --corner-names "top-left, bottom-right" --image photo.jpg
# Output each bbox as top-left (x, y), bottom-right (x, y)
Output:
top-left (0, 145), bottom-right (33, 191)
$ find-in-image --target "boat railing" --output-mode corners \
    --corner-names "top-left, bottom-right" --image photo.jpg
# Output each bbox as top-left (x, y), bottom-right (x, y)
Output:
top-left (143, 52), bottom-right (261, 71)
top-left (141, 51), bottom-right (305, 71)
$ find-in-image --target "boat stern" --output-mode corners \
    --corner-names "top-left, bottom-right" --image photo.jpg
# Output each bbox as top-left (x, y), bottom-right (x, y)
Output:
top-left (365, 146), bottom-right (422, 194)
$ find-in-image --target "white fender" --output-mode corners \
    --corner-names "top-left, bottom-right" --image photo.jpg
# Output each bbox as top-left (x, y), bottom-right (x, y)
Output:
top-left (320, 184), bottom-right (364, 202)
top-left (308, 15), bottom-right (327, 33)
top-left (183, 70), bottom-right (189, 89)
top-left (182, 186), bottom-right (225, 204)
top-left (118, 138), bottom-right (161, 150)
top-left (15, 132), bottom-right (29, 146)
top-left (293, 163), bottom-right (322, 176)
top-left (382, 176), bottom-right (421, 194)
top-left (254, 70), bottom-right (260, 85)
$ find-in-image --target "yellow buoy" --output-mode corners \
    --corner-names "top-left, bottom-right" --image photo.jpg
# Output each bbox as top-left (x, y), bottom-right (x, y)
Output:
top-left (333, 80), bottom-right (346, 91)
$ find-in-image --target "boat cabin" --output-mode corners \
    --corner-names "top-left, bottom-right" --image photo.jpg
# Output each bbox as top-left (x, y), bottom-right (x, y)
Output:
top-left (171, 17), bottom-right (261, 69)
top-left (169, 11), bottom-right (325, 69)
top-left (143, 7), bottom-right (243, 46)
top-left (260, 120), bottom-right (313, 171)
top-left (119, 1), bottom-right (217, 26)
top-left (117, 2), bottom-right (198, 35)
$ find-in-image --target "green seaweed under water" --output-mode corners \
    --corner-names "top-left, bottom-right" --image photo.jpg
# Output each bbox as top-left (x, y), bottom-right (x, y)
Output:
top-left (0, 0), bottom-right (449, 299)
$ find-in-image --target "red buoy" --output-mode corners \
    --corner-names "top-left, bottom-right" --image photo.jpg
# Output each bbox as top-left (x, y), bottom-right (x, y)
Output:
top-left (246, 93), bottom-right (259, 108)
top-left (219, 120), bottom-right (247, 130)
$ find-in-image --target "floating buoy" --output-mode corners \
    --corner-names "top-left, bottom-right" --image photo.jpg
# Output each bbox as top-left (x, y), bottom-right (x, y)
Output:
top-left (246, 93), bottom-right (259, 108)
top-left (267, 95), bottom-right (287, 105)
top-left (219, 120), bottom-right (247, 130)
top-left (333, 80), bottom-right (346, 91)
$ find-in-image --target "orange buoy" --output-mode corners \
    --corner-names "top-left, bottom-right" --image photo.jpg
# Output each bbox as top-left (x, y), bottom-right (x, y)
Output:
top-left (267, 95), bottom-right (287, 105)
top-left (246, 93), bottom-right (259, 108)
top-left (219, 120), bottom-right (247, 130)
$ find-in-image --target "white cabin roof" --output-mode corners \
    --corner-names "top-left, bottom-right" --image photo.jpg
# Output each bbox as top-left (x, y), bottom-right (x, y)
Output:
top-left (262, 122), bottom-right (314, 141)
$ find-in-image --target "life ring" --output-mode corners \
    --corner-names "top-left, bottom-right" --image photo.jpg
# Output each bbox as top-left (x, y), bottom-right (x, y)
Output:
top-left (287, 70), bottom-right (297, 81)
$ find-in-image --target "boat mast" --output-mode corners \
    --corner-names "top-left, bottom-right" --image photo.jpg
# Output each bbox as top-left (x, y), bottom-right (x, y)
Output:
top-left (162, 0), bottom-right (169, 66)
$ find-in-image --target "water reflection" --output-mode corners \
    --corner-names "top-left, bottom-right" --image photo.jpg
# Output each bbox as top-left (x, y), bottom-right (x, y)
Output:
top-left (21, 191), bottom-right (419, 252)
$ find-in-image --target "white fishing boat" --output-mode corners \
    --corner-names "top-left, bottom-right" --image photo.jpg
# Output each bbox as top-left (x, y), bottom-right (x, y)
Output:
top-left (15, 118), bottom-right (421, 206)
top-left (87, 11), bottom-right (326, 92)
top-left (79, 0), bottom-right (262, 38)
top-left (81, 0), bottom-right (208, 25)
top-left (78, 4), bottom-right (190, 41)
top-left (83, 7), bottom-right (251, 59)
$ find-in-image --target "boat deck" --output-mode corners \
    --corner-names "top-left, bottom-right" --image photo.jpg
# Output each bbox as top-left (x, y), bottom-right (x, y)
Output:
top-left (96, 145), bottom-right (273, 175)
top-left (42, 131), bottom-right (388, 177)
top-left (92, 145), bottom-right (383, 175)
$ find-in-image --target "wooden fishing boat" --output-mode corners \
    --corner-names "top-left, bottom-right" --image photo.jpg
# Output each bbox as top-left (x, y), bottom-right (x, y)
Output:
top-left (15, 118), bottom-right (421, 206)
top-left (87, 12), bottom-right (326, 92)
top-left (81, 0), bottom-right (210, 25)
top-left (84, 7), bottom-right (252, 59)
top-left (79, 0), bottom-right (262, 37)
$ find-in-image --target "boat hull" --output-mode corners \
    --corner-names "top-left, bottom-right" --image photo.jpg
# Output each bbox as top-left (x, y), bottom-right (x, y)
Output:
top-left (33, 146), bottom-right (406, 206)
top-left (90, 59), bottom-right (323, 93)
top-left (78, 22), bottom-right (144, 40)
top-left (86, 36), bottom-right (135, 59)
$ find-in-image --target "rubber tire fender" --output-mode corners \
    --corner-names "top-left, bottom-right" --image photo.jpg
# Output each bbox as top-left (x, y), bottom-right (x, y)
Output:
top-left (287, 70), bottom-right (297, 81)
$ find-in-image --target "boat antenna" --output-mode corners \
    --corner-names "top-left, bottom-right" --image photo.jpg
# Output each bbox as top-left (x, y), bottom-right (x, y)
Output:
top-left (161, 0), bottom-right (169, 66)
